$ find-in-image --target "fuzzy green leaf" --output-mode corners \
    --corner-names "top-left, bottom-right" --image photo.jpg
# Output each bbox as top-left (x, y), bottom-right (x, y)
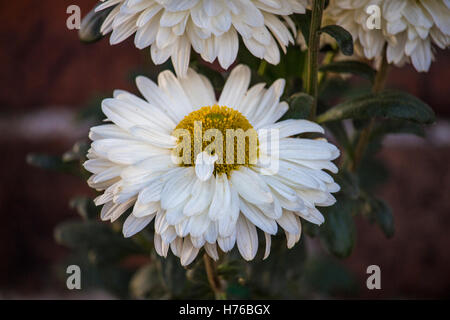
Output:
top-left (320, 25), bottom-right (354, 56)
top-left (69, 196), bottom-right (98, 220)
top-left (335, 170), bottom-right (360, 200)
top-left (281, 93), bottom-right (314, 120)
top-left (27, 153), bottom-right (75, 174)
top-left (320, 60), bottom-right (376, 82)
top-left (319, 197), bottom-right (356, 258)
top-left (54, 221), bottom-right (142, 264)
top-left (363, 197), bottom-right (395, 238)
top-left (79, 5), bottom-right (115, 43)
top-left (130, 264), bottom-right (169, 299)
top-left (317, 91), bottom-right (435, 124)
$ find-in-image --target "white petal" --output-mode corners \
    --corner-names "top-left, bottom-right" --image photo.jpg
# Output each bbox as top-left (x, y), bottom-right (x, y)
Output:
top-left (208, 173), bottom-right (231, 220)
top-left (180, 237), bottom-right (200, 266)
top-left (263, 232), bottom-right (271, 260)
top-left (239, 200), bottom-right (277, 234)
top-left (171, 36), bottom-right (191, 77)
top-left (236, 215), bottom-right (258, 261)
top-left (123, 214), bottom-right (154, 237)
top-left (218, 65), bottom-right (251, 107)
top-left (217, 231), bottom-right (236, 252)
top-left (195, 151), bottom-right (218, 181)
top-left (204, 242), bottom-right (219, 261)
top-left (230, 167), bottom-right (273, 204)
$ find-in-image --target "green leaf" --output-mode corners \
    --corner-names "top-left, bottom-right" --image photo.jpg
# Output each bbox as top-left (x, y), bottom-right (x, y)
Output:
top-left (302, 256), bottom-right (357, 296)
top-left (372, 199), bottom-right (394, 238)
top-left (320, 60), bottom-right (376, 82)
top-left (79, 5), bottom-right (115, 43)
top-left (319, 196), bottom-right (356, 258)
top-left (27, 153), bottom-right (74, 173)
top-left (362, 197), bottom-right (394, 238)
top-left (320, 25), bottom-right (354, 56)
top-left (247, 235), bottom-right (308, 299)
top-left (324, 121), bottom-right (354, 158)
top-left (58, 252), bottom-right (134, 299)
top-left (63, 141), bottom-right (90, 162)
top-left (317, 90), bottom-right (435, 124)
top-left (335, 170), bottom-right (360, 200)
top-left (371, 119), bottom-right (426, 138)
top-left (54, 220), bottom-right (142, 264)
top-left (357, 156), bottom-right (389, 192)
top-left (281, 93), bottom-right (313, 120)
top-left (69, 196), bottom-right (98, 220)
top-left (130, 264), bottom-right (169, 299)
top-left (158, 253), bottom-right (188, 298)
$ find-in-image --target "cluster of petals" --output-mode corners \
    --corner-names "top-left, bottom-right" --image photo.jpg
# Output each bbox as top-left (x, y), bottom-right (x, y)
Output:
top-left (325, 0), bottom-right (450, 72)
top-left (96, 0), bottom-right (308, 76)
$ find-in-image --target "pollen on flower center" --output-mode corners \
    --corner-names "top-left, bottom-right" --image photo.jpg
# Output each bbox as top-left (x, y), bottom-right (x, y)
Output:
top-left (172, 105), bottom-right (259, 176)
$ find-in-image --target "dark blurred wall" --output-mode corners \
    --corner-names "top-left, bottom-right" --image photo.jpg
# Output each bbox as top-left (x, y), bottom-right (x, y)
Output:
top-left (0, 0), bottom-right (145, 113)
top-left (0, 0), bottom-right (449, 298)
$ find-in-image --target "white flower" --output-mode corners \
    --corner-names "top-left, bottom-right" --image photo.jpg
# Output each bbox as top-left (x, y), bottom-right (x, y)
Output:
top-left (325, 0), bottom-right (450, 72)
top-left (95, 0), bottom-right (307, 76)
top-left (84, 65), bottom-right (340, 266)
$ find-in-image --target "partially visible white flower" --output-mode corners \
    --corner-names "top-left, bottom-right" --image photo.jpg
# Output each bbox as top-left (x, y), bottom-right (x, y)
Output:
top-left (325, 0), bottom-right (450, 72)
top-left (96, 0), bottom-right (307, 76)
top-left (84, 65), bottom-right (340, 266)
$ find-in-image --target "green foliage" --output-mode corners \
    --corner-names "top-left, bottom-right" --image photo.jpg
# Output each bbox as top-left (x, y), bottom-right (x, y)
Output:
top-left (320, 60), bottom-right (376, 82)
top-left (130, 264), bottom-right (169, 299)
top-left (281, 93), bottom-right (313, 120)
top-left (371, 119), bottom-right (426, 138)
top-left (63, 141), bottom-right (90, 163)
top-left (57, 251), bottom-right (134, 298)
top-left (320, 25), bottom-right (354, 56)
top-left (335, 170), bottom-right (360, 200)
top-left (69, 196), bottom-right (99, 220)
top-left (54, 220), bottom-right (143, 264)
top-left (27, 153), bottom-right (74, 173)
top-left (319, 196), bottom-right (357, 258)
top-left (317, 90), bottom-right (435, 124)
top-left (301, 256), bottom-right (357, 296)
top-left (246, 235), bottom-right (308, 298)
top-left (358, 195), bottom-right (395, 238)
top-left (78, 4), bottom-right (115, 43)
top-left (27, 140), bottom-right (90, 178)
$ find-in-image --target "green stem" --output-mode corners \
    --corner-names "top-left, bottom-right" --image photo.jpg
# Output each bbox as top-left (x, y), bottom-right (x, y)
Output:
top-left (318, 45), bottom-right (337, 86)
top-left (257, 60), bottom-right (267, 77)
top-left (306, 0), bottom-right (325, 120)
top-left (203, 254), bottom-right (226, 300)
top-left (351, 46), bottom-right (390, 172)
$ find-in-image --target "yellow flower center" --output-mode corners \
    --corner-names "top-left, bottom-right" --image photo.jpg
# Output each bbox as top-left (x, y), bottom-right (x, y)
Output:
top-left (172, 105), bottom-right (259, 176)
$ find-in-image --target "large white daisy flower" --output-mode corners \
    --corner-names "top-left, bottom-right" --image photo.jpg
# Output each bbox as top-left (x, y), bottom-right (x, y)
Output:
top-left (84, 65), bottom-right (340, 266)
top-left (325, 0), bottom-right (450, 72)
top-left (95, 0), bottom-right (307, 76)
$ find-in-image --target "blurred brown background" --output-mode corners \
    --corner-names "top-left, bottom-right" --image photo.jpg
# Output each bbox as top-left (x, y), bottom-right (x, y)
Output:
top-left (0, 0), bottom-right (449, 299)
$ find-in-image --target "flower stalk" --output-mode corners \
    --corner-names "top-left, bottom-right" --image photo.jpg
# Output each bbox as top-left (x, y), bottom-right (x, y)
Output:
top-left (203, 254), bottom-right (226, 300)
top-left (306, 0), bottom-right (326, 120)
top-left (351, 46), bottom-right (390, 171)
